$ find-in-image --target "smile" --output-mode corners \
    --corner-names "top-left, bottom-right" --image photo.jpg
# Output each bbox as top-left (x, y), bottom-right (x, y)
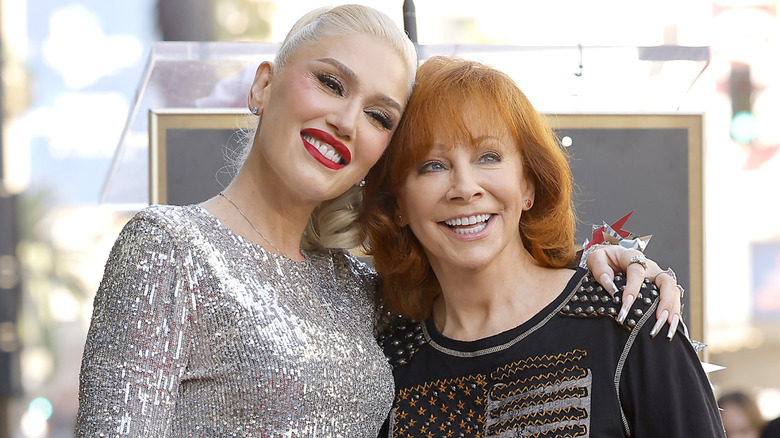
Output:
top-left (443, 214), bottom-right (492, 235)
top-left (301, 129), bottom-right (352, 170)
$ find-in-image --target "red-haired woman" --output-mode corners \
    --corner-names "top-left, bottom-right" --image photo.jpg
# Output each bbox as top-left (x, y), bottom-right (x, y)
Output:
top-left (363, 56), bottom-right (724, 437)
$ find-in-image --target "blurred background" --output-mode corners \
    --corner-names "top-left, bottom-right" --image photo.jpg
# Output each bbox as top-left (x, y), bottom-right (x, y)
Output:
top-left (0, 0), bottom-right (778, 436)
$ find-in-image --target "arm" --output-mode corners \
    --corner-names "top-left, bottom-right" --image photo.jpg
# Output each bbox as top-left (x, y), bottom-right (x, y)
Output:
top-left (75, 215), bottom-right (194, 437)
top-left (586, 246), bottom-right (682, 338)
top-left (618, 309), bottom-right (726, 437)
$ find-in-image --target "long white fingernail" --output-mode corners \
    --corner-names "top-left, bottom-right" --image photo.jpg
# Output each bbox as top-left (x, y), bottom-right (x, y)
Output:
top-left (667, 313), bottom-right (680, 340)
top-left (600, 273), bottom-right (619, 294)
top-left (650, 310), bottom-right (669, 338)
top-left (617, 294), bottom-right (634, 323)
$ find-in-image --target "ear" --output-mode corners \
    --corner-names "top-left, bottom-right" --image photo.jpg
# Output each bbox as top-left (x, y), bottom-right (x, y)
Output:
top-left (522, 175), bottom-right (536, 211)
top-left (247, 61), bottom-right (274, 114)
top-left (394, 205), bottom-right (409, 227)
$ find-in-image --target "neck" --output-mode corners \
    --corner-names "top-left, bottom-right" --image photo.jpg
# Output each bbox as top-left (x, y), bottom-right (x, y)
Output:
top-left (210, 154), bottom-right (320, 261)
top-left (431, 245), bottom-right (566, 341)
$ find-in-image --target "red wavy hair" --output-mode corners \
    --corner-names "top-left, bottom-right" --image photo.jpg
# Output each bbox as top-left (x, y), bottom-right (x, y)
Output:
top-left (361, 56), bottom-right (576, 321)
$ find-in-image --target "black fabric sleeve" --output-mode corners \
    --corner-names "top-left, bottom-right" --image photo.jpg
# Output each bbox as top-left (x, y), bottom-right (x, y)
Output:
top-left (762, 418), bottom-right (780, 438)
top-left (378, 417), bottom-right (390, 438)
top-left (619, 320), bottom-right (726, 437)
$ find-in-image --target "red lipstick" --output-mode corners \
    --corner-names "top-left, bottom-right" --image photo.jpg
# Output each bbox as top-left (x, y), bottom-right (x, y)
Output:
top-left (301, 128), bottom-right (351, 170)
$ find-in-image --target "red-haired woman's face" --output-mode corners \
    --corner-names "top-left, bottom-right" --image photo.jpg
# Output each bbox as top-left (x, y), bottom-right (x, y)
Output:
top-left (395, 120), bottom-right (535, 274)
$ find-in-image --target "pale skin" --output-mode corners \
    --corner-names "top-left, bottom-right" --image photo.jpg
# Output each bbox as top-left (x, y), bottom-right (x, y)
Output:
top-left (590, 245), bottom-right (681, 337)
top-left (201, 33), bottom-right (410, 261)
top-left (201, 32), bottom-right (681, 337)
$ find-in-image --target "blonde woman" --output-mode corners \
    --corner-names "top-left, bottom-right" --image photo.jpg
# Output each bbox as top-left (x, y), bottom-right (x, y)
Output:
top-left (76, 5), bottom-right (417, 436)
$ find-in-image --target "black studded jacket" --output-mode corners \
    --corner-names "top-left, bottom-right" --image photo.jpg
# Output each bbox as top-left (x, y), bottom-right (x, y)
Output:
top-left (376, 268), bottom-right (725, 438)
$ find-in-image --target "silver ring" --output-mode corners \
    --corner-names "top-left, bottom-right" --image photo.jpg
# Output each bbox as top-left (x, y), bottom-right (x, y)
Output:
top-left (676, 284), bottom-right (685, 299)
top-left (657, 267), bottom-right (677, 283)
top-left (628, 254), bottom-right (648, 270)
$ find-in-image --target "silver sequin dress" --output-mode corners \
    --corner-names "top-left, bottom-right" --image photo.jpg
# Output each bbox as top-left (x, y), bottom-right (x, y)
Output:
top-left (76, 205), bottom-right (394, 437)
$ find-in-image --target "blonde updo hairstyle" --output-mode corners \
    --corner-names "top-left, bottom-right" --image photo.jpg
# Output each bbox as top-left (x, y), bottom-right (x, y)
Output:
top-left (250, 4), bottom-right (418, 251)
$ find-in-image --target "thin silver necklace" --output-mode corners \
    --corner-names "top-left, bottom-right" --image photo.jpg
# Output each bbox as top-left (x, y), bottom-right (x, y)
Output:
top-left (218, 191), bottom-right (295, 259)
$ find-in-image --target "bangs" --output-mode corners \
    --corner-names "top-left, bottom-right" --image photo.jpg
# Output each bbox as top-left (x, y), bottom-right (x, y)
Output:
top-left (388, 58), bottom-right (525, 188)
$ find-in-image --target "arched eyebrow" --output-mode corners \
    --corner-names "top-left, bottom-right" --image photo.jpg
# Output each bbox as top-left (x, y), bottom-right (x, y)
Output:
top-left (315, 57), bottom-right (403, 114)
top-left (472, 135), bottom-right (501, 143)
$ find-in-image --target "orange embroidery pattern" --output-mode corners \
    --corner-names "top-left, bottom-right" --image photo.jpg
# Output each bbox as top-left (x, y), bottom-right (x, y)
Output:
top-left (491, 350), bottom-right (587, 381)
top-left (391, 349), bottom-right (591, 437)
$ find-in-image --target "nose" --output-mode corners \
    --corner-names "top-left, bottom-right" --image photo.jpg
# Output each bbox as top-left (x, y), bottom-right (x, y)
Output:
top-left (447, 164), bottom-right (484, 203)
top-left (326, 99), bottom-right (361, 140)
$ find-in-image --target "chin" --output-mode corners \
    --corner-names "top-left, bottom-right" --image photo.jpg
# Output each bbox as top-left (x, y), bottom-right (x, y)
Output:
top-left (445, 252), bottom-right (496, 271)
top-left (297, 179), bottom-right (350, 203)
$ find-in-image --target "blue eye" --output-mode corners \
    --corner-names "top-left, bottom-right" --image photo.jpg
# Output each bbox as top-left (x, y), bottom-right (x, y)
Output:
top-left (479, 152), bottom-right (501, 163)
top-left (419, 161), bottom-right (446, 173)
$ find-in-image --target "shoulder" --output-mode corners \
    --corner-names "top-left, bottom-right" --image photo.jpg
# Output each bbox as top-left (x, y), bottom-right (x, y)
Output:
top-left (375, 314), bottom-right (426, 367)
top-left (328, 249), bottom-right (378, 288)
top-left (105, 205), bottom-right (208, 267)
top-left (559, 271), bottom-right (659, 331)
top-left (92, 207), bottom-right (205, 320)
top-left (132, 204), bottom-right (200, 235)
top-left (117, 204), bottom-right (205, 245)
top-left (330, 249), bottom-right (375, 276)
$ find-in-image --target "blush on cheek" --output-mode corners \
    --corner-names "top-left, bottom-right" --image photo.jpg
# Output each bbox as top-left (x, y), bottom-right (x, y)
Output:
top-left (360, 137), bottom-right (390, 165)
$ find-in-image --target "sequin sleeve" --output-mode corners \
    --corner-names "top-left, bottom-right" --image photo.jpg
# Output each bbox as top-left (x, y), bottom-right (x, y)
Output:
top-left (76, 211), bottom-right (196, 437)
top-left (331, 249), bottom-right (384, 330)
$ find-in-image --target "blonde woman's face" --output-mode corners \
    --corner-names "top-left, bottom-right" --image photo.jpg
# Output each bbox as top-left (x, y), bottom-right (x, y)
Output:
top-left (253, 33), bottom-right (410, 203)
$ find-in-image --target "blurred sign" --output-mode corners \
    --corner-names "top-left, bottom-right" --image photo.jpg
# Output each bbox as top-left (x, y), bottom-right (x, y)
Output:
top-left (751, 241), bottom-right (780, 319)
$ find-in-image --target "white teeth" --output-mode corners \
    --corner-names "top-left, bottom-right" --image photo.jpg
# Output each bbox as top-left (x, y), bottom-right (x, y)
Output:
top-left (444, 213), bottom-right (491, 234)
top-left (304, 134), bottom-right (344, 165)
top-left (444, 214), bottom-right (491, 227)
top-left (453, 221), bottom-right (488, 234)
